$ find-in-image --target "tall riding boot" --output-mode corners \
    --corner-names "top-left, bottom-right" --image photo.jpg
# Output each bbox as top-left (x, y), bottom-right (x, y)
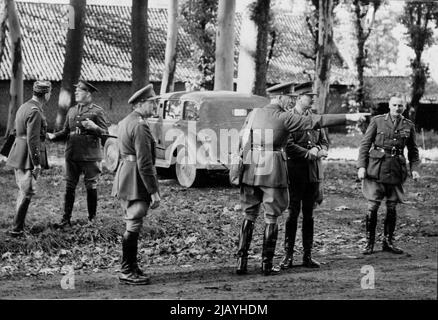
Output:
top-left (11, 198), bottom-right (31, 236)
top-left (261, 223), bottom-right (280, 275)
top-left (86, 189), bottom-right (98, 221)
top-left (279, 210), bottom-right (298, 269)
top-left (236, 219), bottom-right (254, 275)
top-left (362, 209), bottom-right (378, 255)
top-left (120, 231), bottom-right (134, 274)
top-left (57, 188), bottom-right (75, 228)
top-left (382, 207), bottom-right (403, 254)
top-left (302, 212), bottom-right (320, 268)
top-left (119, 231), bottom-right (150, 285)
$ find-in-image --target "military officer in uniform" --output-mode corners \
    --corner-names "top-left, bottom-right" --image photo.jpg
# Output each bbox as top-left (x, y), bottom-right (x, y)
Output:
top-left (279, 83), bottom-right (329, 270)
top-left (357, 92), bottom-right (420, 255)
top-left (112, 84), bottom-right (161, 285)
top-left (6, 80), bottom-right (52, 237)
top-left (48, 80), bottom-right (109, 227)
top-left (236, 91), bottom-right (367, 276)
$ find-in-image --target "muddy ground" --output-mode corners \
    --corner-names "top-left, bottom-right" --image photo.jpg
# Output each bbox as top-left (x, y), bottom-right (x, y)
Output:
top-left (0, 159), bottom-right (436, 300)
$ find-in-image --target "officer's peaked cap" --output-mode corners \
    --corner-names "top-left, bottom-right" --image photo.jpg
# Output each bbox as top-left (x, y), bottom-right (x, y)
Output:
top-left (291, 82), bottom-right (317, 96)
top-left (75, 79), bottom-right (98, 93)
top-left (33, 80), bottom-right (52, 94)
top-left (128, 84), bottom-right (156, 105)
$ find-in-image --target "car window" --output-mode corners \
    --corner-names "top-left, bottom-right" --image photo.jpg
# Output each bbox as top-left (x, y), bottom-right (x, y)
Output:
top-left (232, 108), bottom-right (251, 117)
top-left (183, 101), bottom-right (200, 121)
top-left (164, 100), bottom-right (183, 120)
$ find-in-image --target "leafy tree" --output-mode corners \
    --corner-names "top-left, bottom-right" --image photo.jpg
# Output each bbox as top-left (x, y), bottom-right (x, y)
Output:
top-left (351, 0), bottom-right (382, 113)
top-left (236, 0), bottom-right (272, 96)
top-left (400, 1), bottom-right (438, 122)
top-left (301, 0), bottom-right (340, 113)
top-left (180, 0), bottom-right (218, 90)
top-left (366, 6), bottom-right (399, 75)
top-left (314, 0), bottom-right (336, 113)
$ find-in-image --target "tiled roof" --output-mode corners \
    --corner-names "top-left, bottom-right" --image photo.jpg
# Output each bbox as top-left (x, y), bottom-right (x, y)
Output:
top-left (364, 76), bottom-right (438, 103)
top-left (0, 2), bottom-right (352, 84)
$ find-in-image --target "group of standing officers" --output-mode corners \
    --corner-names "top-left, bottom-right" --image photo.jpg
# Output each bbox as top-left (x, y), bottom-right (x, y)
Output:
top-left (3, 79), bottom-right (420, 285)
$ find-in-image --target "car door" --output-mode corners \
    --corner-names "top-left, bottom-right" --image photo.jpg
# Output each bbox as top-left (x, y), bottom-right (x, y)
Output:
top-left (160, 99), bottom-right (185, 163)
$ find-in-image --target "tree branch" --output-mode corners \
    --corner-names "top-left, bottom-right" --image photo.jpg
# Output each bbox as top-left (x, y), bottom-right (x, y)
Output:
top-left (305, 15), bottom-right (316, 40)
top-left (299, 49), bottom-right (316, 61)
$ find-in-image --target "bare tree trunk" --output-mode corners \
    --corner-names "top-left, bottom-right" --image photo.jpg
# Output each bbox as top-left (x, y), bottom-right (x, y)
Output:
top-left (236, 0), bottom-right (270, 96)
top-left (56, 0), bottom-right (86, 129)
top-left (353, 0), bottom-right (366, 113)
top-left (314, 0), bottom-right (333, 114)
top-left (5, 0), bottom-right (23, 136)
top-left (131, 0), bottom-right (149, 93)
top-left (352, 0), bottom-right (379, 113)
top-left (0, 0), bottom-right (7, 65)
top-left (160, 0), bottom-right (178, 94)
top-left (214, 0), bottom-right (235, 91)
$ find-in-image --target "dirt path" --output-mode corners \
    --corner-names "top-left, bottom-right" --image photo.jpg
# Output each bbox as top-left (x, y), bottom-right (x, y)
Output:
top-left (1, 236), bottom-right (436, 300)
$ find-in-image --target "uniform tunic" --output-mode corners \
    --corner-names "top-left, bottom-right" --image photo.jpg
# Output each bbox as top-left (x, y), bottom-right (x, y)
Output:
top-left (240, 103), bottom-right (346, 222)
top-left (357, 113), bottom-right (420, 202)
top-left (52, 102), bottom-right (109, 189)
top-left (53, 102), bottom-right (109, 161)
top-left (7, 99), bottom-right (48, 170)
top-left (112, 111), bottom-right (159, 202)
top-left (286, 108), bottom-right (329, 184)
top-left (286, 107), bottom-right (329, 207)
top-left (7, 99), bottom-right (48, 204)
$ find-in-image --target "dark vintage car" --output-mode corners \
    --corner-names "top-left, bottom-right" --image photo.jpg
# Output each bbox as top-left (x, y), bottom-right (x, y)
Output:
top-left (104, 90), bottom-right (269, 187)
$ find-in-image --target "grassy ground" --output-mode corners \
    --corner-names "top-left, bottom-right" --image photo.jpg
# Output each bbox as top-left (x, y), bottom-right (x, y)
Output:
top-left (0, 157), bottom-right (436, 299)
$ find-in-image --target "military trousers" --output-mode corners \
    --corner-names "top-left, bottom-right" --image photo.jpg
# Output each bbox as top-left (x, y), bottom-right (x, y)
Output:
top-left (240, 184), bottom-right (288, 224)
top-left (120, 199), bottom-right (149, 233)
top-left (288, 178), bottom-right (320, 213)
top-left (65, 159), bottom-right (101, 190)
top-left (14, 169), bottom-right (37, 209)
top-left (362, 178), bottom-right (404, 204)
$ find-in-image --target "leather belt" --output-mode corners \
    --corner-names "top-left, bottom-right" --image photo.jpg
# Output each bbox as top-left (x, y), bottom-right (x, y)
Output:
top-left (121, 154), bottom-right (136, 162)
top-left (374, 146), bottom-right (403, 156)
top-left (69, 131), bottom-right (95, 137)
top-left (251, 145), bottom-right (283, 151)
top-left (70, 131), bottom-right (86, 135)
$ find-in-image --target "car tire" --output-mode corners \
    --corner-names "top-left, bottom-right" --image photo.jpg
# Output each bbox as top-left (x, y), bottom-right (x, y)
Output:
top-left (175, 148), bottom-right (198, 187)
top-left (103, 137), bottom-right (120, 172)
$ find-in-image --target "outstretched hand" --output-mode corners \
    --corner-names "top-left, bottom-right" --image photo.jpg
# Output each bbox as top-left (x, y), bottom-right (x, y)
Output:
top-left (346, 113), bottom-right (370, 123)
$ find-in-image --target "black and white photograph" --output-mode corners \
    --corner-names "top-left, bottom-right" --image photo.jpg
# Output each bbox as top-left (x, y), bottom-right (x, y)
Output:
top-left (0, 0), bottom-right (437, 305)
